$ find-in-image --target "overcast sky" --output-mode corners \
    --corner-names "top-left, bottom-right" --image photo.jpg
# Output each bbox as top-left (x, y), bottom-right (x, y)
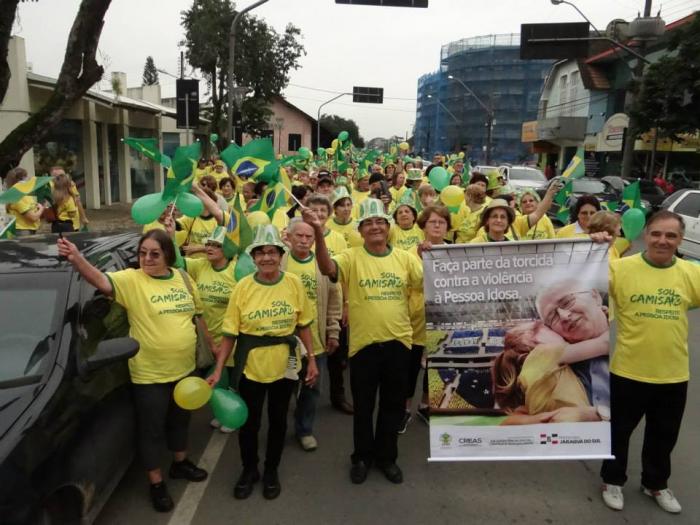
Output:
top-left (12, 0), bottom-right (700, 140)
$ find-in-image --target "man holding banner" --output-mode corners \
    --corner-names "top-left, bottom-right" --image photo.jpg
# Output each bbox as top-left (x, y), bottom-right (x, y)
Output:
top-left (302, 198), bottom-right (423, 486)
top-left (599, 211), bottom-right (700, 515)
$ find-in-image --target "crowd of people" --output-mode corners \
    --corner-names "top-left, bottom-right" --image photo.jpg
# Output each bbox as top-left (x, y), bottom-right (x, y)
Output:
top-left (9, 149), bottom-right (696, 516)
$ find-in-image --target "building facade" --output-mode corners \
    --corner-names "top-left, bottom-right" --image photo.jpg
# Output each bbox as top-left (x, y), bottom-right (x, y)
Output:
top-left (414, 34), bottom-right (553, 164)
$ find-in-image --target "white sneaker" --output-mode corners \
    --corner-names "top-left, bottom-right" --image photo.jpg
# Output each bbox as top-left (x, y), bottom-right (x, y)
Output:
top-left (219, 425), bottom-right (235, 434)
top-left (643, 487), bottom-right (682, 514)
top-left (601, 484), bottom-right (624, 510)
top-left (298, 435), bottom-right (318, 451)
top-left (210, 418), bottom-right (222, 429)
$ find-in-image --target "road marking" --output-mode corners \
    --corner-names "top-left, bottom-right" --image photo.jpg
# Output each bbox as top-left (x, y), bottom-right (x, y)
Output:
top-left (167, 431), bottom-right (229, 525)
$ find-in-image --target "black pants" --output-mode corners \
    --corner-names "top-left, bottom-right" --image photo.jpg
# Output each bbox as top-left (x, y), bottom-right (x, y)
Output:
top-left (238, 374), bottom-right (296, 471)
top-left (600, 373), bottom-right (687, 490)
top-left (349, 341), bottom-right (409, 466)
top-left (132, 381), bottom-right (191, 471)
top-left (406, 344), bottom-right (425, 400)
top-left (328, 325), bottom-right (350, 402)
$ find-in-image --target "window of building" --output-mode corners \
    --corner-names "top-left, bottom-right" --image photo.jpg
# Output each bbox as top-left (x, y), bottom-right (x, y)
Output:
top-left (288, 133), bottom-right (301, 151)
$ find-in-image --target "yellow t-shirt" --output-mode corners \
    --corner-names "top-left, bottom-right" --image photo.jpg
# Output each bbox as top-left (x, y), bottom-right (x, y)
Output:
top-left (222, 272), bottom-right (313, 383)
top-left (332, 246), bottom-right (423, 357)
top-left (285, 253), bottom-right (324, 356)
top-left (454, 202), bottom-right (487, 244)
top-left (176, 213), bottom-right (226, 258)
top-left (318, 228), bottom-right (348, 257)
top-left (106, 268), bottom-right (202, 384)
top-left (351, 190), bottom-right (370, 219)
top-left (328, 217), bottom-right (363, 247)
top-left (56, 196), bottom-right (79, 230)
top-left (272, 207), bottom-right (290, 232)
top-left (184, 258), bottom-right (236, 344)
top-left (555, 222), bottom-right (588, 239)
top-left (513, 215), bottom-right (556, 240)
top-left (142, 221), bottom-right (166, 234)
top-left (610, 254), bottom-right (700, 383)
top-left (389, 223), bottom-right (424, 251)
top-left (8, 196), bottom-right (40, 231)
top-left (389, 185), bottom-right (407, 203)
top-left (407, 246), bottom-right (427, 346)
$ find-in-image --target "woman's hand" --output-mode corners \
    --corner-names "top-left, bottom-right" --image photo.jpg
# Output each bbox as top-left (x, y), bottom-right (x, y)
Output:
top-left (416, 240), bottom-right (433, 258)
top-left (326, 337), bottom-right (339, 355)
top-left (341, 303), bottom-right (349, 327)
top-left (163, 216), bottom-right (176, 237)
top-left (182, 244), bottom-right (204, 255)
top-left (205, 368), bottom-right (222, 388)
top-left (305, 358), bottom-right (319, 386)
top-left (57, 237), bottom-right (81, 263)
top-left (589, 232), bottom-right (613, 244)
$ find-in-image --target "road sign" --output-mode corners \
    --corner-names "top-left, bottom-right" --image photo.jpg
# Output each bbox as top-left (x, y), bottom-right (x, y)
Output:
top-left (336, 0), bottom-right (428, 6)
top-left (176, 79), bottom-right (199, 129)
top-left (352, 86), bottom-right (383, 104)
top-left (520, 22), bottom-right (590, 59)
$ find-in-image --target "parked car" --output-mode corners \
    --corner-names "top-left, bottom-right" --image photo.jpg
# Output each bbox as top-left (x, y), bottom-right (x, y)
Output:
top-left (661, 189), bottom-right (700, 259)
top-left (0, 232), bottom-right (141, 524)
top-left (601, 176), bottom-right (663, 211)
top-left (545, 177), bottom-right (620, 226)
top-left (499, 165), bottom-right (548, 193)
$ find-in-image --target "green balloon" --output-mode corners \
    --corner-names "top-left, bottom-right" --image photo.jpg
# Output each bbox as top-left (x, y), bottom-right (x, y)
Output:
top-left (298, 147), bottom-right (311, 159)
top-left (161, 155), bottom-right (172, 169)
top-left (428, 166), bottom-right (450, 192)
top-left (210, 133), bottom-right (219, 143)
top-left (177, 191), bottom-right (204, 218)
top-left (207, 366), bottom-right (229, 390)
top-left (447, 205), bottom-right (461, 214)
top-left (621, 208), bottom-right (646, 241)
top-left (131, 192), bottom-right (168, 224)
top-left (210, 388), bottom-right (248, 430)
top-left (338, 130), bottom-right (349, 142)
top-left (316, 147), bottom-right (326, 158)
top-left (234, 252), bottom-right (256, 281)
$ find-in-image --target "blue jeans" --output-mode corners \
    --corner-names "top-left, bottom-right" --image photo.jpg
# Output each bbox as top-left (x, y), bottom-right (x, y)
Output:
top-left (294, 354), bottom-right (327, 437)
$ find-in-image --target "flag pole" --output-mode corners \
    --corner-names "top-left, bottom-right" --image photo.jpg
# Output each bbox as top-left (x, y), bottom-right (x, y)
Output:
top-left (281, 185), bottom-right (304, 208)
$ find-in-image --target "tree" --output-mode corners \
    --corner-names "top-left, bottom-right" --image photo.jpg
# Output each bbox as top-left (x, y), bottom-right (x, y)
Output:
top-left (0, 0), bottom-right (112, 173)
top-left (631, 14), bottom-right (700, 141)
top-left (142, 55), bottom-right (159, 86)
top-left (180, 0), bottom-right (305, 142)
top-left (320, 114), bottom-right (365, 147)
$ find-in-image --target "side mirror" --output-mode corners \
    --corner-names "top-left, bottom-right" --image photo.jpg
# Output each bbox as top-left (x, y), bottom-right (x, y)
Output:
top-left (84, 337), bottom-right (139, 373)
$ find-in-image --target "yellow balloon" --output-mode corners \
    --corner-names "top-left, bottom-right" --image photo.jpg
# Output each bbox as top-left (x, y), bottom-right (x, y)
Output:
top-left (331, 138), bottom-right (339, 149)
top-left (247, 210), bottom-right (271, 229)
top-left (173, 377), bottom-right (211, 410)
top-left (326, 147), bottom-right (335, 156)
top-left (458, 151), bottom-right (465, 158)
top-left (399, 141), bottom-right (409, 150)
top-left (440, 185), bottom-right (464, 208)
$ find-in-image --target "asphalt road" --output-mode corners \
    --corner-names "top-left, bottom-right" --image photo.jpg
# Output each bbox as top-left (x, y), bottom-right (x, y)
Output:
top-left (97, 307), bottom-right (700, 525)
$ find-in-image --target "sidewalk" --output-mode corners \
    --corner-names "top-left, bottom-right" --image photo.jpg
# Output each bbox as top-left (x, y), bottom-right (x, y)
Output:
top-left (39, 202), bottom-right (141, 234)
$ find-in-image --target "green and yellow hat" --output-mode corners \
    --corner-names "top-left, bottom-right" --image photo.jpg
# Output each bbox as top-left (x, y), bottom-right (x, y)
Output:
top-left (406, 168), bottom-right (423, 182)
top-left (245, 224), bottom-right (288, 255)
top-left (357, 198), bottom-right (392, 226)
top-left (206, 226), bottom-right (227, 246)
top-left (394, 190), bottom-right (418, 212)
top-left (331, 185), bottom-right (353, 207)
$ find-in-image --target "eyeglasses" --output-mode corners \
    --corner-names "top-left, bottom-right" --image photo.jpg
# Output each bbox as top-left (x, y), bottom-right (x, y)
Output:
top-left (426, 220), bottom-right (448, 227)
top-left (139, 250), bottom-right (162, 259)
top-left (543, 291), bottom-right (591, 328)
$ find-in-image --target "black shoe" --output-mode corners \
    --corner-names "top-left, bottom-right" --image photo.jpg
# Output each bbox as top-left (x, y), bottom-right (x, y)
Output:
top-left (416, 406), bottom-right (430, 425)
top-left (350, 461), bottom-right (370, 484)
top-left (234, 468), bottom-right (260, 499)
top-left (398, 411), bottom-right (411, 434)
top-left (169, 458), bottom-right (208, 482)
top-left (377, 462), bottom-right (403, 484)
top-left (262, 469), bottom-right (281, 500)
top-left (332, 398), bottom-right (354, 415)
top-left (149, 482), bottom-right (174, 512)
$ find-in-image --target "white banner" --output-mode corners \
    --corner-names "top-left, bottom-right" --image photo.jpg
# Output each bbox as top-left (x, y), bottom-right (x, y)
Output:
top-left (423, 239), bottom-right (612, 461)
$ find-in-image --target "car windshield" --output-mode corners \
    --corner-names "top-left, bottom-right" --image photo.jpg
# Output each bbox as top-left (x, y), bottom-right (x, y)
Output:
top-left (573, 179), bottom-right (607, 194)
top-left (509, 168), bottom-right (545, 182)
top-left (0, 273), bottom-right (65, 387)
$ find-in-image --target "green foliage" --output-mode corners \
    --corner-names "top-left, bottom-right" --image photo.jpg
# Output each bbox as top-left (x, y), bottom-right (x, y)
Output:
top-left (320, 114), bottom-right (365, 147)
top-left (631, 14), bottom-right (700, 140)
top-left (142, 56), bottom-right (159, 86)
top-left (180, 0), bottom-right (305, 139)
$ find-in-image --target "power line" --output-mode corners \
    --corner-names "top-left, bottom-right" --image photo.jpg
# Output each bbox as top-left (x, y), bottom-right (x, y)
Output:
top-left (285, 94), bottom-right (416, 113)
top-left (287, 83), bottom-right (417, 101)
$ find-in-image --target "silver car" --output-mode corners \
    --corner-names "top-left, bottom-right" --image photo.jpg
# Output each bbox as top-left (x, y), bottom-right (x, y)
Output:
top-left (498, 165), bottom-right (548, 193)
top-left (662, 189), bottom-right (700, 259)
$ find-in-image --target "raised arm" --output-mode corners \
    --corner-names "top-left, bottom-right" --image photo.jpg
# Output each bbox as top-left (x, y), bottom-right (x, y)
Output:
top-left (57, 237), bottom-right (113, 296)
top-left (192, 184), bottom-right (224, 225)
top-left (526, 180), bottom-right (562, 227)
top-left (301, 207), bottom-right (337, 280)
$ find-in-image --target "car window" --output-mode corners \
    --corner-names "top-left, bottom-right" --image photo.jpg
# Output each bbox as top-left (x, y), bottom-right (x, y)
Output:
top-left (572, 180), bottom-right (606, 194)
top-left (674, 192), bottom-right (700, 218)
top-left (509, 168), bottom-right (545, 182)
top-left (0, 273), bottom-right (67, 386)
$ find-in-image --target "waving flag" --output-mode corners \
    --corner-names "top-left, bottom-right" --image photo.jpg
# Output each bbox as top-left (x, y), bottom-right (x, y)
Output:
top-left (561, 147), bottom-right (585, 179)
top-left (622, 180), bottom-right (642, 210)
top-left (0, 176), bottom-right (52, 205)
top-left (225, 193), bottom-right (253, 255)
top-left (248, 182), bottom-right (288, 219)
top-left (0, 217), bottom-right (16, 239)
top-left (123, 137), bottom-right (171, 168)
top-left (220, 139), bottom-right (276, 181)
top-left (553, 180), bottom-right (573, 223)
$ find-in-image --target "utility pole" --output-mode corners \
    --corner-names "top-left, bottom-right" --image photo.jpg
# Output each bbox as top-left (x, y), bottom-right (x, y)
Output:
top-left (621, 0), bottom-right (653, 179)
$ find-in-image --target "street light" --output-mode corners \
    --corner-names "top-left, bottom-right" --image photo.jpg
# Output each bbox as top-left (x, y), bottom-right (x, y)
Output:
top-left (273, 117), bottom-right (284, 154)
top-left (316, 92), bottom-right (351, 149)
top-left (227, 0), bottom-right (270, 143)
top-left (550, 0), bottom-right (602, 36)
top-left (447, 75), bottom-right (495, 165)
top-left (230, 85), bottom-right (251, 144)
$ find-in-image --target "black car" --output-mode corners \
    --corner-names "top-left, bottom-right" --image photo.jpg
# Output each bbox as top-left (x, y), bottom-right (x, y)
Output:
top-left (546, 177), bottom-right (620, 226)
top-left (0, 233), bottom-right (140, 524)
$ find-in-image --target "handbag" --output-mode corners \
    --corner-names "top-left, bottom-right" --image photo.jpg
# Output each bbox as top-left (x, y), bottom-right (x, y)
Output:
top-left (177, 268), bottom-right (216, 369)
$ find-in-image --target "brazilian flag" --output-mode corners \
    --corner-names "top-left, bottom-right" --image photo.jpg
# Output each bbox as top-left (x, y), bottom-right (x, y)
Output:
top-left (248, 182), bottom-right (288, 219)
top-left (0, 217), bottom-right (16, 239)
top-left (561, 147), bottom-right (585, 179)
top-left (123, 137), bottom-right (171, 168)
top-left (220, 139), bottom-right (275, 180)
top-left (554, 180), bottom-right (573, 223)
top-left (0, 176), bottom-right (53, 205)
top-left (225, 193), bottom-right (253, 255)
